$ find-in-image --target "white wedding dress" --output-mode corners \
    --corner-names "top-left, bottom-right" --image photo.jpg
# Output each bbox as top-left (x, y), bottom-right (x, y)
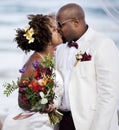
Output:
top-left (2, 70), bottom-right (63, 130)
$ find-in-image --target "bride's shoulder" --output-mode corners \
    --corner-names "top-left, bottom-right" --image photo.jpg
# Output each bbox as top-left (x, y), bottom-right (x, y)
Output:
top-left (28, 53), bottom-right (42, 63)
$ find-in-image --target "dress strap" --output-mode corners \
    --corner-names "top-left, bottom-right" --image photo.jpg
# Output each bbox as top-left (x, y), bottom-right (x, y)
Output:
top-left (36, 52), bottom-right (45, 61)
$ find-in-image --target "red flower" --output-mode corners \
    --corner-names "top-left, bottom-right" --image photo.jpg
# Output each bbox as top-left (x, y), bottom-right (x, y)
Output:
top-left (81, 52), bottom-right (91, 61)
top-left (28, 79), bottom-right (41, 91)
top-left (75, 51), bottom-right (91, 61)
top-left (21, 96), bottom-right (29, 104)
top-left (32, 85), bottom-right (42, 91)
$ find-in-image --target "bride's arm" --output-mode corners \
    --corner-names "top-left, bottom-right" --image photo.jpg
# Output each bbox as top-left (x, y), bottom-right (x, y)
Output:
top-left (18, 59), bottom-right (36, 111)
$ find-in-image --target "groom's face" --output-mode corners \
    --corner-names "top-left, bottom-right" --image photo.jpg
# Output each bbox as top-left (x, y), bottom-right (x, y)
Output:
top-left (57, 17), bottom-right (76, 43)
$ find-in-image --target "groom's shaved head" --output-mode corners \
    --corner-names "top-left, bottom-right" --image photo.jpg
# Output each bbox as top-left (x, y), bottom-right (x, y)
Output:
top-left (57, 3), bottom-right (85, 20)
top-left (56, 3), bottom-right (87, 43)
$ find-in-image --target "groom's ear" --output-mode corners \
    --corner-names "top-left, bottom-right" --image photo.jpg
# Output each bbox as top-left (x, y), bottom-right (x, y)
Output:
top-left (73, 19), bottom-right (79, 27)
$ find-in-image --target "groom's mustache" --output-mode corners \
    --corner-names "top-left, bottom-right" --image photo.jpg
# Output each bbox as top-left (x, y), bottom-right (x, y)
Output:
top-left (58, 30), bottom-right (67, 44)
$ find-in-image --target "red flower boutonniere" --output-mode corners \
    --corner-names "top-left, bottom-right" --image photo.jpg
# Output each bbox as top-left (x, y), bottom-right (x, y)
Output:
top-left (74, 51), bottom-right (92, 66)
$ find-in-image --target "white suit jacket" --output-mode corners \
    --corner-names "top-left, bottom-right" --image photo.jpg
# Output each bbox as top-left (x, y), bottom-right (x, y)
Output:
top-left (56, 28), bottom-right (119, 130)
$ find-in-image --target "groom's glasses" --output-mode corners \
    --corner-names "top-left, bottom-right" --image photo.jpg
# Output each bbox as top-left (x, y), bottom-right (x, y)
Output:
top-left (57, 18), bottom-right (75, 28)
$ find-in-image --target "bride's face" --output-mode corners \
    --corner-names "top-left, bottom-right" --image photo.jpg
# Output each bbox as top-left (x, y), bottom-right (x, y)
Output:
top-left (50, 18), bottom-right (63, 47)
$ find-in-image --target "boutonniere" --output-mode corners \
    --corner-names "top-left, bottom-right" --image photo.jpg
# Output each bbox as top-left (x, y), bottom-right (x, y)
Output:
top-left (74, 51), bottom-right (92, 66)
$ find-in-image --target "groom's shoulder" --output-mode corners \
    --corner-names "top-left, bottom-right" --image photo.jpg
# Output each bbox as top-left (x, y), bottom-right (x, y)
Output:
top-left (90, 28), bottom-right (115, 48)
top-left (91, 28), bottom-right (113, 42)
top-left (91, 28), bottom-right (107, 40)
top-left (89, 28), bottom-right (117, 53)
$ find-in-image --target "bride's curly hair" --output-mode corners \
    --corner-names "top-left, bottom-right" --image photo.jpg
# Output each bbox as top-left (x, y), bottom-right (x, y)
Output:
top-left (15, 14), bottom-right (54, 53)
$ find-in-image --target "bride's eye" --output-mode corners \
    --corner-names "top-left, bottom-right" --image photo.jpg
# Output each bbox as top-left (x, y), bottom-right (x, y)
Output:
top-left (51, 25), bottom-right (57, 32)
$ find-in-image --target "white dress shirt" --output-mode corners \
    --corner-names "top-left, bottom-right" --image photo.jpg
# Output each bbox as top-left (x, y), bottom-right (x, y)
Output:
top-left (55, 27), bottom-right (94, 111)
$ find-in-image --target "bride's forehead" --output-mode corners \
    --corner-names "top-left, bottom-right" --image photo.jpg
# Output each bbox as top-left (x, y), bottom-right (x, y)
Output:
top-left (50, 18), bottom-right (57, 28)
top-left (50, 18), bottom-right (56, 24)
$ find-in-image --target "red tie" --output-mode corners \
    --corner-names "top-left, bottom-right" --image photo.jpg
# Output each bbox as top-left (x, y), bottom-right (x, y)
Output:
top-left (67, 41), bottom-right (78, 49)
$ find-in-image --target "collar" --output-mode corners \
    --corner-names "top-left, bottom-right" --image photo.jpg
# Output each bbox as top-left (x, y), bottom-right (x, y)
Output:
top-left (77, 27), bottom-right (95, 44)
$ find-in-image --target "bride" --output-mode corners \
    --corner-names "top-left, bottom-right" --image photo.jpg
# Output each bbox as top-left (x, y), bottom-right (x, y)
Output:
top-left (2, 14), bottom-right (63, 130)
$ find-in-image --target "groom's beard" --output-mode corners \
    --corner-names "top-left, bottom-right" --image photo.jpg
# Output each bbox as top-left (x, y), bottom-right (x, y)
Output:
top-left (62, 36), bottom-right (67, 44)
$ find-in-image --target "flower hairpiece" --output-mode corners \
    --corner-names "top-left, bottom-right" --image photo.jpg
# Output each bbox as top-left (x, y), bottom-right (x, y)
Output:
top-left (24, 26), bottom-right (35, 43)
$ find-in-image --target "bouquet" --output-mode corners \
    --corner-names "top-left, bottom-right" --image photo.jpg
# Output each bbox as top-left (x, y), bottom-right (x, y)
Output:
top-left (3, 54), bottom-right (63, 125)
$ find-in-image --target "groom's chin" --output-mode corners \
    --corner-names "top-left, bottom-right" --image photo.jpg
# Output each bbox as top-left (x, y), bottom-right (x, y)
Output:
top-left (63, 42), bottom-right (66, 44)
top-left (62, 38), bottom-right (67, 44)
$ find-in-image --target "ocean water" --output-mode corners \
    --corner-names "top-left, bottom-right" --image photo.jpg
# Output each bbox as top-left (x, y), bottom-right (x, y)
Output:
top-left (0, 0), bottom-right (119, 123)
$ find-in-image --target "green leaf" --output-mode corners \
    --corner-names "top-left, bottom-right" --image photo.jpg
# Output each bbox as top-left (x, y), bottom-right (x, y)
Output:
top-left (42, 54), bottom-right (55, 69)
top-left (2, 81), bottom-right (18, 97)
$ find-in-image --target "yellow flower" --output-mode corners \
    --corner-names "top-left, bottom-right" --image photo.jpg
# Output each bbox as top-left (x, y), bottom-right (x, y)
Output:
top-left (28, 37), bottom-right (35, 43)
top-left (23, 27), bottom-right (35, 43)
top-left (28, 28), bottom-right (34, 36)
top-left (23, 32), bottom-right (30, 39)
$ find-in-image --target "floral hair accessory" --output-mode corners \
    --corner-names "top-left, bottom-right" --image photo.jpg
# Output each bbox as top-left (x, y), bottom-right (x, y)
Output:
top-left (23, 26), bottom-right (35, 43)
top-left (74, 51), bottom-right (92, 66)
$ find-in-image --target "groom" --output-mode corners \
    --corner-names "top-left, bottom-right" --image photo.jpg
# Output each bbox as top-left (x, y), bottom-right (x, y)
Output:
top-left (55, 3), bottom-right (119, 130)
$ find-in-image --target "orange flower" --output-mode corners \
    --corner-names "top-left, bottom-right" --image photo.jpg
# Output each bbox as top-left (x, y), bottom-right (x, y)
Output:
top-left (28, 79), bottom-right (40, 91)
top-left (33, 71), bottom-right (38, 77)
top-left (28, 83), bottom-right (33, 88)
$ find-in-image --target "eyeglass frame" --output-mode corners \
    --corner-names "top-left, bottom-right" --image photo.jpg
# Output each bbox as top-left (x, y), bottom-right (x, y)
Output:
top-left (57, 18), bottom-right (76, 28)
